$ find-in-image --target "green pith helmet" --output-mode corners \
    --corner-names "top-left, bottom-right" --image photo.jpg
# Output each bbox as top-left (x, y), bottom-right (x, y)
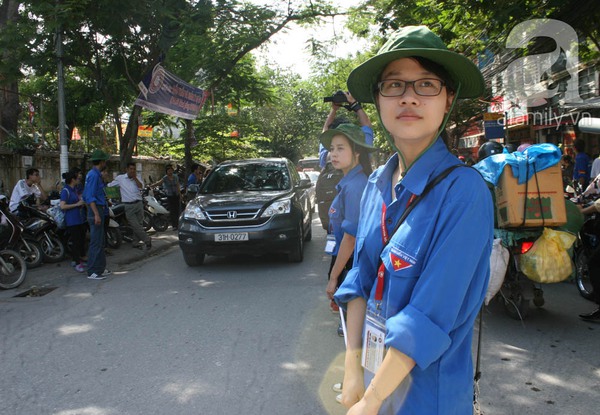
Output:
top-left (347, 25), bottom-right (484, 103)
top-left (319, 123), bottom-right (376, 152)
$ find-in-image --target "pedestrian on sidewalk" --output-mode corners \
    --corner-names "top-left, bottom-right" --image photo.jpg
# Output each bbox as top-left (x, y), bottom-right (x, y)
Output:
top-left (59, 171), bottom-right (87, 272)
top-left (82, 149), bottom-right (112, 280)
top-left (108, 163), bottom-right (151, 250)
top-left (333, 26), bottom-right (493, 414)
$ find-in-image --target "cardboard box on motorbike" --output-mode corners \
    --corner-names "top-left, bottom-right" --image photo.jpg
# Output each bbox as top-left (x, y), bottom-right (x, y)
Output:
top-left (495, 164), bottom-right (567, 228)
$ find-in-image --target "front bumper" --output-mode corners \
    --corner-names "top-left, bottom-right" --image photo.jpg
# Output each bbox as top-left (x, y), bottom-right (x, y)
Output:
top-left (178, 215), bottom-right (299, 257)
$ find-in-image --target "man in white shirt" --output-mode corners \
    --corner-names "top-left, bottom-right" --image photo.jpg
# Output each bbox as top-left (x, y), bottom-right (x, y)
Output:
top-left (591, 156), bottom-right (600, 180)
top-left (9, 168), bottom-right (48, 214)
top-left (108, 163), bottom-right (151, 249)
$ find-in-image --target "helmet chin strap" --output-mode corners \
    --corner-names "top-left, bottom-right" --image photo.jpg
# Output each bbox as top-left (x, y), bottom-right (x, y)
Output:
top-left (374, 83), bottom-right (462, 174)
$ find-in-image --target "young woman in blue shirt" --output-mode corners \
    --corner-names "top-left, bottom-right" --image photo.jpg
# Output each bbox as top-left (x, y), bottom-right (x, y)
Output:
top-left (334, 26), bottom-right (494, 415)
top-left (321, 124), bottom-right (375, 310)
top-left (60, 171), bottom-right (86, 272)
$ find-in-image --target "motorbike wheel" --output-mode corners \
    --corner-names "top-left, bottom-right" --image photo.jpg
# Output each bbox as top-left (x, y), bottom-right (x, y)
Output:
top-left (106, 227), bottom-right (122, 249)
top-left (502, 290), bottom-right (530, 320)
top-left (0, 249), bottom-right (27, 289)
top-left (40, 234), bottom-right (66, 263)
top-left (151, 215), bottom-right (169, 232)
top-left (533, 287), bottom-right (545, 307)
top-left (574, 246), bottom-right (595, 301)
top-left (18, 239), bottom-right (44, 269)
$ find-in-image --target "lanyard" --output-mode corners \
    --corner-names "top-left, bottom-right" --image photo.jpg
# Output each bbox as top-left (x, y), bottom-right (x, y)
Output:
top-left (375, 194), bottom-right (417, 304)
top-left (373, 164), bottom-right (466, 307)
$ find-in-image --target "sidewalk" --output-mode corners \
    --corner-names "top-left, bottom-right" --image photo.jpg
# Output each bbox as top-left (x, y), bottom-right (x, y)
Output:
top-left (0, 229), bottom-right (180, 299)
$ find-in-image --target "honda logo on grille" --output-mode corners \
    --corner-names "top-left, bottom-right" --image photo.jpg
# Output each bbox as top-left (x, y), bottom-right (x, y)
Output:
top-left (227, 211), bottom-right (237, 219)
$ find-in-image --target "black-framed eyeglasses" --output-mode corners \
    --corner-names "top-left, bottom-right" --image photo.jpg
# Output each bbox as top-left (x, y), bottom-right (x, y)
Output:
top-left (377, 78), bottom-right (446, 97)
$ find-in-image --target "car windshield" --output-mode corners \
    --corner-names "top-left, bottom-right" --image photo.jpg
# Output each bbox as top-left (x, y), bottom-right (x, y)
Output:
top-left (200, 162), bottom-right (291, 193)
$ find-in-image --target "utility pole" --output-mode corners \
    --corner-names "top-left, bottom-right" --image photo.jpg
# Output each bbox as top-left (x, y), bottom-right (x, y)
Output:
top-left (56, 23), bottom-right (69, 175)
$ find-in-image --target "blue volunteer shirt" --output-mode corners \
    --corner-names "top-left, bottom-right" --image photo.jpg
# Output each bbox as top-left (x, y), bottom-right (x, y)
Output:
top-left (574, 152), bottom-right (590, 183)
top-left (335, 137), bottom-right (493, 415)
top-left (328, 164), bottom-right (368, 255)
top-left (82, 167), bottom-right (106, 207)
top-left (60, 185), bottom-right (85, 227)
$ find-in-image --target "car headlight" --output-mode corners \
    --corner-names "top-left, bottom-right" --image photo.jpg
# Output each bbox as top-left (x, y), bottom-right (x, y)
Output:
top-left (261, 199), bottom-right (291, 217)
top-left (183, 201), bottom-right (206, 220)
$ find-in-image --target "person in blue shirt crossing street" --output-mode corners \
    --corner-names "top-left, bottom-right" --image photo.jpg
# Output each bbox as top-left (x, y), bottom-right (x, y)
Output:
top-left (333, 26), bottom-right (493, 415)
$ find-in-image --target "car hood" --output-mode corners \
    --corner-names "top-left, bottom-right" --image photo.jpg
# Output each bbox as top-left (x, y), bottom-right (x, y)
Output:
top-left (194, 190), bottom-right (291, 210)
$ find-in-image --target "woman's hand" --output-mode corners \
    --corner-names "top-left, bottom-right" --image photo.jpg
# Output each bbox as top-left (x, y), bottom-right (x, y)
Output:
top-left (326, 277), bottom-right (338, 300)
top-left (346, 398), bottom-right (381, 415)
top-left (340, 369), bottom-right (365, 409)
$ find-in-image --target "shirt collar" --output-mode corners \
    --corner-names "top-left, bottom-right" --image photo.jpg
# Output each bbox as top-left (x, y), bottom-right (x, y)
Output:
top-left (336, 164), bottom-right (364, 191)
top-left (375, 137), bottom-right (450, 197)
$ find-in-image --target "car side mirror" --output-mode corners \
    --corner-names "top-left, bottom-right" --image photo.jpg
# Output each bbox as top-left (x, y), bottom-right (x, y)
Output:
top-left (187, 183), bottom-right (200, 197)
top-left (297, 178), bottom-right (312, 189)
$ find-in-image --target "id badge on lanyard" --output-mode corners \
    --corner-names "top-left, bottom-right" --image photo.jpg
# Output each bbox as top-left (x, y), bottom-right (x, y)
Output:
top-left (361, 309), bottom-right (386, 374)
top-left (324, 234), bottom-right (336, 255)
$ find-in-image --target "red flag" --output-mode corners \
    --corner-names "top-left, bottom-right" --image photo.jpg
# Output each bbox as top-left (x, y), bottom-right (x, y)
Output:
top-left (390, 252), bottom-right (412, 271)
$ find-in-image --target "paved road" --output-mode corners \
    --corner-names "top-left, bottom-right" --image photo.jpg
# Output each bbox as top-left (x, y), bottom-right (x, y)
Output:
top-left (0, 220), bottom-right (347, 415)
top-left (0, 220), bottom-right (598, 415)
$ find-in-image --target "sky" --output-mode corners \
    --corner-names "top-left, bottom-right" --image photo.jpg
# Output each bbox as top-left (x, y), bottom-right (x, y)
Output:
top-left (251, 0), bottom-right (370, 78)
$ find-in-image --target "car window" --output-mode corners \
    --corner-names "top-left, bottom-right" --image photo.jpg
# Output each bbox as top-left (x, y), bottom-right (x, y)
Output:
top-left (200, 162), bottom-right (291, 193)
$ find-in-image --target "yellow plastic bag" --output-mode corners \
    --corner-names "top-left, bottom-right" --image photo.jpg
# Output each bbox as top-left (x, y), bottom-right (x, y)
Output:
top-left (519, 228), bottom-right (576, 283)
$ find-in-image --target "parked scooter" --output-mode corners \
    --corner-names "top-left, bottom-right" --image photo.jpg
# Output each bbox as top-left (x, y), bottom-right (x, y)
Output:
top-left (0, 201), bottom-right (28, 289)
top-left (109, 202), bottom-right (136, 246)
top-left (17, 199), bottom-right (65, 263)
top-left (143, 187), bottom-right (169, 232)
top-left (0, 197), bottom-right (44, 268)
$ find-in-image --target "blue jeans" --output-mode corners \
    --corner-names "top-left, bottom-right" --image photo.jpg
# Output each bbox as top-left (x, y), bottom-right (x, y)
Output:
top-left (87, 206), bottom-right (106, 275)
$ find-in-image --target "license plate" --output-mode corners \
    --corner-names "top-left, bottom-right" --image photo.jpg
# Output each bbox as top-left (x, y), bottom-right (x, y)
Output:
top-left (214, 232), bottom-right (249, 242)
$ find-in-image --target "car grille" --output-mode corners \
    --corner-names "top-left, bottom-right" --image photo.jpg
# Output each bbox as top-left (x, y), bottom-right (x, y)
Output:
top-left (201, 208), bottom-right (269, 228)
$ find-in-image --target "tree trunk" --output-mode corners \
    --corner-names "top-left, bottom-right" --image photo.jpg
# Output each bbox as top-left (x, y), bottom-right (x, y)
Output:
top-left (0, 0), bottom-right (21, 144)
top-left (120, 104), bottom-right (142, 171)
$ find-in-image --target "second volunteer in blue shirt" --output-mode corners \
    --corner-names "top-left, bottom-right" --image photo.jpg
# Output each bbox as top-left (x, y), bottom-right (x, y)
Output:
top-left (334, 26), bottom-right (494, 415)
top-left (320, 123), bottom-right (376, 312)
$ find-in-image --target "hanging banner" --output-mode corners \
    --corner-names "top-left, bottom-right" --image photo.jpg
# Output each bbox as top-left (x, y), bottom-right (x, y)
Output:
top-left (138, 125), bottom-right (153, 138)
top-left (135, 64), bottom-right (206, 120)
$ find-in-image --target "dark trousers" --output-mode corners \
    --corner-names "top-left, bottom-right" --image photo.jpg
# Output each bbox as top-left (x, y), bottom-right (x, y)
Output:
top-left (166, 195), bottom-right (180, 228)
top-left (87, 206), bottom-right (106, 275)
top-left (67, 223), bottom-right (87, 263)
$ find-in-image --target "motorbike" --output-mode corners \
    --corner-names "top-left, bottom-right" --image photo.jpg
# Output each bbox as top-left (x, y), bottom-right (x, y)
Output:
top-left (17, 199), bottom-right (65, 263)
top-left (572, 200), bottom-right (598, 301)
top-left (109, 202), bottom-right (137, 246)
top-left (494, 227), bottom-right (545, 320)
top-left (105, 205), bottom-right (123, 249)
top-left (0, 204), bottom-right (28, 289)
top-left (142, 187), bottom-right (170, 232)
top-left (0, 197), bottom-right (44, 268)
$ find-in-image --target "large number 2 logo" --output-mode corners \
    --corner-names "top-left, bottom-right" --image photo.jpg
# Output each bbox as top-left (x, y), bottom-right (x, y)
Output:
top-left (504, 19), bottom-right (580, 106)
